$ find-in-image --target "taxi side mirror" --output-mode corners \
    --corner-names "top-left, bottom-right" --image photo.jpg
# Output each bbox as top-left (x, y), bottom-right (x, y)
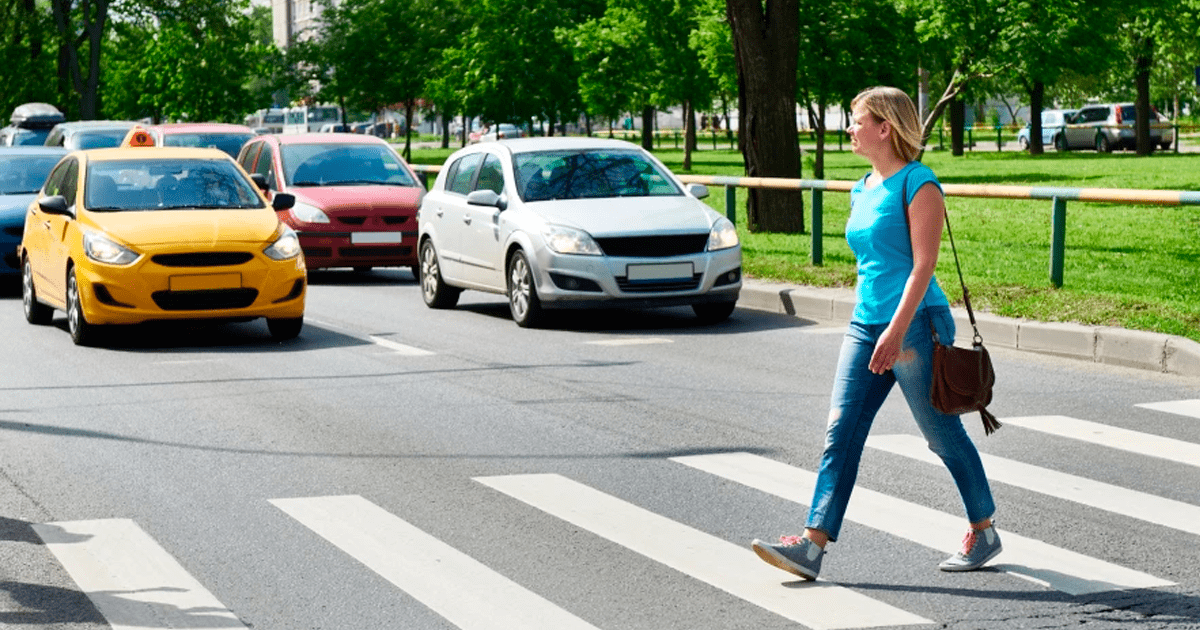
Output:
top-left (250, 173), bottom-right (269, 191)
top-left (271, 193), bottom-right (296, 211)
top-left (38, 195), bottom-right (71, 216)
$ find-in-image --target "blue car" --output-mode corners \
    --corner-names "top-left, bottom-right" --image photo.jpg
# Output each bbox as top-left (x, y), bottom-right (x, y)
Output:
top-left (1017, 109), bottom-right (1076, 151)
top-left (0, 147), bottom-right (66, 275)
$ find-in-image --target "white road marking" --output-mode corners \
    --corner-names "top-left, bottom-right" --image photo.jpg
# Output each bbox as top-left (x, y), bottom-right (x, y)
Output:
top-left (368, 335), bottom-right (436, 356)
top-left (477, 473), bottom-right (931, 630)
top-left (31, 519), bottom-right (246, 630)
top-left (868, 434), bottom-right (1200, 536)
top-left (1136, 399), bottom-right (1200, 420)
top-left (671, 452), bottom-right (1173, 596)
top-left (584, 338), bottom-right (674, 346)
top-left (1001, 415), bottom-right (1200, 468)
top-left (798, 326), bottom-right (849, 334)
top-left (271, 495), bottom-right (600, 630)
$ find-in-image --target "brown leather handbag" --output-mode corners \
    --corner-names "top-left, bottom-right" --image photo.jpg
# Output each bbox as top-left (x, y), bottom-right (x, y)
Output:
top-left (928, 202), bottom-right (1001, 435)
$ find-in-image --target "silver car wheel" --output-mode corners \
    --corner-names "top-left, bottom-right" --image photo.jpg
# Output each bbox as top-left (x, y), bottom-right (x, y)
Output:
top-left (506, 250), bottom-right (543, 327)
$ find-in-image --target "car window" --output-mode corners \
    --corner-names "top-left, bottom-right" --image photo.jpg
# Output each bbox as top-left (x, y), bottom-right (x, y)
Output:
top-left (239, 142), bottom-right (261, 171)
top-left (514, 149), bottom-right (681, 202)
top-left (43, 157), bottom-right (78, 204)
top-left (281, 143), bottom-right (418, 187)
top-left (68, 129), bottom-right (132, 151)
top-left (85, 158), bottom-right (265, 211)
top-left (1119, 106), bottom-right (1137, 122)
top-left (0, 154), bottom-right (61, 195)
top-left (162, 133), bottom-right (254, 158)
top-left (447, 153), bottom-right (484, 195)
top-left (253, 145), bottom-right (275, 189)
top-left (1080, 108), bottom-right (1107, 123)
top-left (475, 154), bottom-right (504, 194)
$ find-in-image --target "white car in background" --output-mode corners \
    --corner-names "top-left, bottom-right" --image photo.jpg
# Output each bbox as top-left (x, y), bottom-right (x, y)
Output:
top-left (416, 137), bottom-right (741, 327)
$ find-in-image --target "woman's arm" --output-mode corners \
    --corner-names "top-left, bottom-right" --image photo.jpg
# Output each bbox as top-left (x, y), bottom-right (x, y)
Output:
top-left (868, 181), bottom-right (945, 374)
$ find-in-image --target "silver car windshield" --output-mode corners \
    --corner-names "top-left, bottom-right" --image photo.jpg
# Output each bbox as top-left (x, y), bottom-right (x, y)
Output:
top-left (514, 149), bottom-right (681, 202)
top-left (85, 158), bottom-right (265, 211)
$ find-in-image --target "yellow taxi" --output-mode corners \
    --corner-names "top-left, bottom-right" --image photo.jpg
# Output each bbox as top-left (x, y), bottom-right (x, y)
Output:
top-left (19, 127), bottom-right (307, 345)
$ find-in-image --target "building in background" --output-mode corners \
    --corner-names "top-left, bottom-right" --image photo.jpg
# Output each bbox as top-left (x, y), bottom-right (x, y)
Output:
top-left (271, 0), bottom-right (337, 48)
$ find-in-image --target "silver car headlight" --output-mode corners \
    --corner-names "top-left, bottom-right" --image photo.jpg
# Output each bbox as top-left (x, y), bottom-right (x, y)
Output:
top-left (83, 231), bottom-right (140, 265)
top-left (290, 201), bottom-right (330, 224)
top-left (707, 217), bottom-right (739, 251)
top-left (543, 225), bottom-right (603, 256)
top-left (264, 228), bottom-right (302, 260)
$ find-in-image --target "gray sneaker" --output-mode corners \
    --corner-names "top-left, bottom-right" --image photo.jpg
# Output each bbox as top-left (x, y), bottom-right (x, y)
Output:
top-left (939, 525), bottom-right (1002, 571)
top-left (751, 535), bottom-right (823, 580)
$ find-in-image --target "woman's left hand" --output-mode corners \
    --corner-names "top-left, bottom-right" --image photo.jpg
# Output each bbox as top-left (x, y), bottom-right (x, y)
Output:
top-left (870, 324), bottom-right (906, 374)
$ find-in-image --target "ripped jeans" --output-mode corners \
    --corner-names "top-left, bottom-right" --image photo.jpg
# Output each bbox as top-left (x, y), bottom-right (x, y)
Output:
top-left (805, 306), bottom-right (996, 541)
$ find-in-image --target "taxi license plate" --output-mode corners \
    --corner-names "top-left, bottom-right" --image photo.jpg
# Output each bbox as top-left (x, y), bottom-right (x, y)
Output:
top-left (626, 262), bottom-right (694, 281)
top-left (351, 232), bottom-right (403, 244)
top-left (169, 273), bottom-right (241, 291)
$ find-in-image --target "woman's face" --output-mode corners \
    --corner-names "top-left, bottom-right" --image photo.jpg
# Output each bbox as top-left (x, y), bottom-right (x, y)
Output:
top-left (848, 104), bottom-right (889, 160)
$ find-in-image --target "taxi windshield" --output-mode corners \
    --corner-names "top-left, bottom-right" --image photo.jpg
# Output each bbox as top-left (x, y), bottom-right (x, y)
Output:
top-left (281, 143), bottom-right (418, 187)
top-left (514, 149), bottom-right (681, 202)
top-left (85, 158), bottom-right (265, 211)
top-left (0, 155), bottom-right (61, 194)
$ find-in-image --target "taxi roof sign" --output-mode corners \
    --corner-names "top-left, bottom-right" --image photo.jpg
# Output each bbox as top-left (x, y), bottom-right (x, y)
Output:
top-left (121, 126), bottom-right (155, 147)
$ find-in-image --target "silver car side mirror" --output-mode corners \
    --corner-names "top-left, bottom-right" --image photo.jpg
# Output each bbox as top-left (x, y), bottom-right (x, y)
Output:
top-left (466, 189), bottom-right (505, 210)
top-left (687, 183), bottom-right (709, 200)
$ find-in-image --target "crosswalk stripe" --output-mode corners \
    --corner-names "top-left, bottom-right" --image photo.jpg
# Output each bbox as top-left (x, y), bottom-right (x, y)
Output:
top-left (477, 473), bottom-right (931, 630)
top-left (31, 519), bottom-right (246, 630)
top-left (1135, 399), bottom-right (1200, 420)
top-left (368, 335), bottom-right (436, 356)
top-left (271, 495), bottom-right (600, 630)
top-left (671, 452), bottom-right (1173, 596)
top-left (867, 434), bottom-right (1200, 537)
top-left (1001, 415), bottom-right (1200, 468)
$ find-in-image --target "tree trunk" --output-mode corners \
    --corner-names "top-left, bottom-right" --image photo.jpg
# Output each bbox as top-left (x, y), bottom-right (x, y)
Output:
top-left (806, 97), bottom-right (826, 179)
top-left (403, 100), bottom-right (414, 161)
top-left (641, 106), bottom-right (654, 151)
top-left (726, 0), bottom-right (803, 233)
top-left (682, 100), bottom-right (693, 171)
top-left (1028, 81), bottom-right (1045, 155)
top-left (916, 63), bottom-right (971, 161)
top-left (950, 98), bottom-right (965, 157)
top-left (1134, 36), bottom-right (1153, 156)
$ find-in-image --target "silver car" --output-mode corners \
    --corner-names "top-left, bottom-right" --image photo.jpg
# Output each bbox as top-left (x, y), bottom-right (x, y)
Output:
top-left (417, 137), bottom-right (742, 327)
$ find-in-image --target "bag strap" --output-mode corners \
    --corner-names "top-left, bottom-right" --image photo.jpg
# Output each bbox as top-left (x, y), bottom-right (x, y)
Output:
top-left (897, 169), bottom-right (982, 346)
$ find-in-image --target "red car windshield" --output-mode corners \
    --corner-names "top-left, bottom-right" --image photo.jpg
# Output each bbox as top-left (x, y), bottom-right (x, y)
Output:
top-left (282, 144), bottom-right (418, 188)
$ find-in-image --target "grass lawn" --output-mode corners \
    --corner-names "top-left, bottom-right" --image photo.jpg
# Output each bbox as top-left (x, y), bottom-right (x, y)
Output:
top-left (407, 143), bottom-right (1200, 342)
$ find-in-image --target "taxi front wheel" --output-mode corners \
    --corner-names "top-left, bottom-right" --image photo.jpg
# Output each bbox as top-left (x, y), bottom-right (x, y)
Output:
top-left (66, 267), bottom-right (101, 346)
top-left (267, 316), bottom-right (303, 341)
top-left (22, 257), bottom-right (53, 325)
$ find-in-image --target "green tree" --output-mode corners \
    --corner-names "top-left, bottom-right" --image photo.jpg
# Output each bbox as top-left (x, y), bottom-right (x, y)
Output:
top-left (0, 0), bottom-right (58, 116)
top-left (51, 0), bottom-right (111, 119)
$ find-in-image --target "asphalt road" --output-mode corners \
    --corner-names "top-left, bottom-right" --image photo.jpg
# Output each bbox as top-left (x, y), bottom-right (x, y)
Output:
top-left (2, 270), bottom-right (1199, 630)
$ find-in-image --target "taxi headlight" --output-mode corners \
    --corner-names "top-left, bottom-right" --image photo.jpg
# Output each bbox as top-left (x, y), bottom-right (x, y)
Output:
top-left (290, 201), bottom-right (330, 224)
top-left (83, 231), bottom-right (140, 265)
top-left (543, 225), bottom-right (602, 256)
top-left (707, 217), bottom-right (739, 251)
top-left (264, 229), bottom-right (302, 260)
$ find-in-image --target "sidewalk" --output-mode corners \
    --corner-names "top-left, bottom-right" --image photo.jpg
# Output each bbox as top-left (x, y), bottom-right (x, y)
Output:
top-left (738, 279), bottom-right (1200, 378)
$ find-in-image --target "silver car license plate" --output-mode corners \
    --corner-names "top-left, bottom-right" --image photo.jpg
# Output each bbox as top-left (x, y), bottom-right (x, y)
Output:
top-left (626, 262), bottom-right (694, 281)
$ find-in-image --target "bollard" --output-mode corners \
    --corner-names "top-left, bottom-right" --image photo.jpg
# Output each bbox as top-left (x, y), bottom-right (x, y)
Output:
top-left (1050, 197), bottom-right (1067, 287)
top-left (811, 189), bottom-right (823, 266)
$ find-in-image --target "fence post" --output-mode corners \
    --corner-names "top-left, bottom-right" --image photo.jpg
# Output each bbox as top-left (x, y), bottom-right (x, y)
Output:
top-left (1050, 197), bottom-right (1067, 288)
top-left (811, 188), bottom-right (823, 266)
top-left (725, 184), bottom-right (737, 224)
top-left (996, 125), bottom-right (1002, 151)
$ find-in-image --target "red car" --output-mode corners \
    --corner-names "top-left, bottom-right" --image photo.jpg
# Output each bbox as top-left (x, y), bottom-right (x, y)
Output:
top-left (147, 122), bottom-right (257, 159)
top-left (236, 133), bottom-right (424, 275)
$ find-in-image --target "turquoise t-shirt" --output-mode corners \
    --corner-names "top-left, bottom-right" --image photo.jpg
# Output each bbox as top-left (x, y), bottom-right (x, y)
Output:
top-left (846, 161), bottom-right (950, 324)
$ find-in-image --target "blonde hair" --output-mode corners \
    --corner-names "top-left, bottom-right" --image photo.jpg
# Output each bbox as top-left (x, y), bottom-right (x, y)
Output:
top-left (851, 86), bottom-right (924, 163)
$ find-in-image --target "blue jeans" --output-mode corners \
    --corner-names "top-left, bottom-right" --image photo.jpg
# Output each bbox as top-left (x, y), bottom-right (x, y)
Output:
top-left (806, 306), bottom-right (996, 541)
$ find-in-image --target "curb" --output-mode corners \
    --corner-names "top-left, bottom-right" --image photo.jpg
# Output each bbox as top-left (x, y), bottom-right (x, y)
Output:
top-left (739, 280), bottom-right (1200, 379)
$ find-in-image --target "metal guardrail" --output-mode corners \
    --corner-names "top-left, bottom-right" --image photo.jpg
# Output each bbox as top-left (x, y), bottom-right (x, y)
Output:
top-left (409, 163), bottom-right (1198, 288)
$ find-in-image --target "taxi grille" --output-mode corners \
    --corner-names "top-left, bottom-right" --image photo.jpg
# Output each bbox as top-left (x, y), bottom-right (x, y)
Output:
top-left (152, 288), bottom-right (258, 311)
top-left (595, 234), bottom-right (709, 258)
top-left (152, 252), bottom-right (255, 267)
top-left (616, 273), bottom-right (703, 293)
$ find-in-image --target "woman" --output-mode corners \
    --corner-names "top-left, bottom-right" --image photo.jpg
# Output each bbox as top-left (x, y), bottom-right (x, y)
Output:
top-left (751, 86), bottom-right (1001, 580)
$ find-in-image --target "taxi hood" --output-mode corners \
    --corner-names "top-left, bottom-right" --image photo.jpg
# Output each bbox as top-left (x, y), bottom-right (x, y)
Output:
top-left (85, 208), bottom-right (282, 246)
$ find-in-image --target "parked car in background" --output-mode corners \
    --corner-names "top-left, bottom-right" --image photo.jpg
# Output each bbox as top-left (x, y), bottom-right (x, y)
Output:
top-left (237, 133), bottom-right (424, 276)
top-left (417, 137), bottom-right (742, 327)
top-left (1059, 103), bottom-right (1174, 152)
top-left (43, 120), bottom-right (138, 151)
top-left (478, 123), bottom-right (524, 142)
top-left (19, 129), bottom-right (305, 345)
top-left (147, 123), bottom-right (256, 159)
top-left (318, 123), bottom-right (352, 133)
top-left (1017, 108), bottom-right (1075, 151)
top-left (0, 147), bottom-right (67, 274)
top-left (0, 103), bottom-right (66, 147)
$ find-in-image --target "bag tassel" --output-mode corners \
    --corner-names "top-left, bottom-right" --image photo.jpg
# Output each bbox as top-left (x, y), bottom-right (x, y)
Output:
top-left (980, 408), bottom-right (1002, 436)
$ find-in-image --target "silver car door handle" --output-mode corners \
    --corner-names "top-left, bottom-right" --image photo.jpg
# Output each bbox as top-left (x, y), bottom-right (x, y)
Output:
top-left (463, 215), bottom-right (472, 225)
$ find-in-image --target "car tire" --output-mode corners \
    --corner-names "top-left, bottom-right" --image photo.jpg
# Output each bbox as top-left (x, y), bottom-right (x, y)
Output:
top-left (1055, 134), bottom-right (1068, 152)
top-left (1096, 135), bottom-right (1112, 153)
top-left (267, 316), bottom-right (303, 341)
top-left (353, 266), bottom-right (372, 273)
top-left (1017, 136), bottom-right (1029, 151)
top-left (1160, 142), bottom-right (1172, 151)
top-left (419, 239), bottom-right (460, 309)
top-left (66, 266), bottom-right (100, 346)
top-left (507, 250), bottom-right (544, 328)
top-left (22, 257), bottom-right (53, 325)
top-left (692, 301), bottom-right (736, 324)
